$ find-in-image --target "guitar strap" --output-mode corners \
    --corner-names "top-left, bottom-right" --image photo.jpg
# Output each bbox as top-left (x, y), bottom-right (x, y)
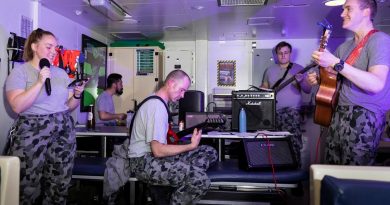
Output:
top-left (337, 29), bottom-right (378, 88)
top-left (272, 62), bottom-right (293, 89)
top-left (345, 29), bottom-right (379, 65)
top-left (128, 95), bottom-right (176, 141)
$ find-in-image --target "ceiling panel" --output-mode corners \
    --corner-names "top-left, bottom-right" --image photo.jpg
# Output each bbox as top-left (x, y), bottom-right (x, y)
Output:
top-left (121, 1), bottom-right (188, 17)
top-left (39, 0), bottom-right (390, 41)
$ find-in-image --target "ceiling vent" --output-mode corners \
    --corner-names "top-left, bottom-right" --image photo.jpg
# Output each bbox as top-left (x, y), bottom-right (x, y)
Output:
top-left (217, 0), bottom-right (268, 6)
top-left (89, 0), bottom-right (127, 21)
top-left (247, 17), bottom-right (275, 26)
top-left (163, 26), bottom-right (185, 32)
top-left (110, 32), bottom-right (148, 40)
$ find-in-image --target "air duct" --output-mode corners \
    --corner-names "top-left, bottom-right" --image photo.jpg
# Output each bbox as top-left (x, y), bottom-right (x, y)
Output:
top-left (89, 0), bottom-right (126, 21)
top-left (217, 0), bottom-right (268, 6)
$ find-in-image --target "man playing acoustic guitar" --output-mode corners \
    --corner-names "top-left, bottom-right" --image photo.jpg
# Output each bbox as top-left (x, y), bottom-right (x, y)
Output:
top-left (307, 0), bottom-right (390, 165)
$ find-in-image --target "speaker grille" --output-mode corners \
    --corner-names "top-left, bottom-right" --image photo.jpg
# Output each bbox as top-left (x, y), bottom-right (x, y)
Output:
top-left (246, 140), bottom-right (294, 166)
top-left (232, 91), bottom-right (275, 131)
top-left (240, 138), bottom-right (297, 170)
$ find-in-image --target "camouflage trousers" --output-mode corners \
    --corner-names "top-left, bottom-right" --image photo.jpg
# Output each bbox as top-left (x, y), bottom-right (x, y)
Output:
top-left (130, 145), bottom-right (218, 205)
top-left (326, 105), bottom-right (385, 165)
top-left (7, 112), bottom-right (76, 205)
top-left (276, 107), bottom-right (302, 166)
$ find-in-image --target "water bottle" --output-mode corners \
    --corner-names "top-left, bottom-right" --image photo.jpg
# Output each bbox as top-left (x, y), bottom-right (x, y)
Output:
top-left (239, 108), bottom-right (247, 133)
top-left (87, 104), bottom-right (95, 130)
top-left (179, 121), bottom-right (185, 131)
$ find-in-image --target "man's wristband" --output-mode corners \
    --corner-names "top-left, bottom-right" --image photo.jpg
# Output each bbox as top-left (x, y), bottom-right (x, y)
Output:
top-left (73, 94), bottom-right (82, 99)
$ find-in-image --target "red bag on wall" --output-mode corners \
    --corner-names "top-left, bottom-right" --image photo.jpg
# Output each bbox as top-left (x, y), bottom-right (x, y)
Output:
top-left (53, 46), bottom-right (81, 78)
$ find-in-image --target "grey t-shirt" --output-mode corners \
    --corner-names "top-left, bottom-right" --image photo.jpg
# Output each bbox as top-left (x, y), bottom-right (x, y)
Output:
top-left (336, 32), bottom-right (390, 115)
top-left (95, 90), bottom-right (115, 125)
top-left (262, 63), bottom-right (305, 110)
top-left (128, 97), bottom-right (168, 158)
top-left (5, 63), bottom-right (72, 115)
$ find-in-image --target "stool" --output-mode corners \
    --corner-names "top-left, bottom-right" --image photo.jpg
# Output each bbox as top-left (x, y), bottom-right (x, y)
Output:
top-left (149, 185), bottom-right (175, 205)
top-left (72, 157), bottom-right (141, 205)
top-left (72, 157), bottom-right (107, 180)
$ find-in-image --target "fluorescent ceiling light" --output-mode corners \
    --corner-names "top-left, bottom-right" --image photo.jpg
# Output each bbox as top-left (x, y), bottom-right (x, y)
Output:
top-left (163, 26), bottom-right (185, 31)
top-left (247, 17), bottom-right (275, 26)
top-left (217, 0), bottom-right (268, 6)
top-left (323, 0), bottom-right (345, 6)
top-left (89, 0), bottom-right (127, 21)
top-left (110, 32), bottom-right (147, 40)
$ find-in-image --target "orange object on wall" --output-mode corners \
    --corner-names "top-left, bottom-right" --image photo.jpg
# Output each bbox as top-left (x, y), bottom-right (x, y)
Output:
top-left (53, 47), bottom-right (81, 78)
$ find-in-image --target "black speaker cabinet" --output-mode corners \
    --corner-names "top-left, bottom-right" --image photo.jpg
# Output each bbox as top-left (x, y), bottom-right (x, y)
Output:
top-left (179, 90), bottom-right (204, 123)
top-left (239, 138), bottom-right (297, 170)
top-left (231, 91), bottom-right (275, 131)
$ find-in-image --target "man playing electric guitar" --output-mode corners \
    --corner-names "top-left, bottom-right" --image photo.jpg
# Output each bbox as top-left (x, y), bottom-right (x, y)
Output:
top-left (261, 41), bottom-right (312, 167)
top-left (128, 70), bottom-right (218, 204)
top-left (307, 0), bottom-right (390, 165)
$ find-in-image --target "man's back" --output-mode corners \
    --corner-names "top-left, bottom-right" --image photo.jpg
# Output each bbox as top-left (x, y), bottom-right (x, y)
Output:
top-left (128, 98), bottom-right (169, 158)
top-left (95, 90), bottom-right (115, 125)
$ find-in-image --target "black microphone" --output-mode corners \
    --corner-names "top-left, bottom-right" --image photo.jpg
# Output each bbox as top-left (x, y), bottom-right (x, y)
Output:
top-left (39, 58), bottom-right (51, 96)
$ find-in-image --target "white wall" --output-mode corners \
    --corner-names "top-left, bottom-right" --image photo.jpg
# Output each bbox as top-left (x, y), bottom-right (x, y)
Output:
top-left (207, 40), bottom-right (252, 94)
top-left (163, 38), bottom-right (328, 96)
top-left (163, 40), bottom-right (209, 110)
top-left (0, 0), bottom-right (108, 153)
top-left (38, 6), bottom-right (108, 50)
top-left (163, 39), bottom-right (315, 96)
top-left (0, 0), bottom-right (35, 154)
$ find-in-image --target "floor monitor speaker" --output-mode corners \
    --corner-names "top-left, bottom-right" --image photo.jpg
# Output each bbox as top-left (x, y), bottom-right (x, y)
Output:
top-left (239, 138), bottom-right (298, 170)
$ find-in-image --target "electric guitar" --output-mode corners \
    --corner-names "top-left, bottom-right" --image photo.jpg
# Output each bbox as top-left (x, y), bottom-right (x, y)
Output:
top-left (274, 62), bottom-right (317, 94)
top-left (167, 117), bottom-right (227, 144)
top-left (313, 21), bottom-right (336, 127)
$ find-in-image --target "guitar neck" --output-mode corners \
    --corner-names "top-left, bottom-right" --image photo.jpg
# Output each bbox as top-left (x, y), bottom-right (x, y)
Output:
top-left (275, 62), bottom-right (316, 93)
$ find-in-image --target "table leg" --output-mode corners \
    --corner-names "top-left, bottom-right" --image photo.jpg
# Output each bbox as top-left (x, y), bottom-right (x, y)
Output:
top-left (221, 139), bottom-right (225, 161)
top-left (218, 139), bottom-right (226, 161)
top-left (130, 181), bottom-right (135, 205)
top-left (102, 136), bottom-right (107, 158)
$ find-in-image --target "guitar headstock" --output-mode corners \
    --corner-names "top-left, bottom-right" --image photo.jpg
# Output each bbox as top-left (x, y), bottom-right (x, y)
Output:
top-left (317, 19), bottom-right (333, 51)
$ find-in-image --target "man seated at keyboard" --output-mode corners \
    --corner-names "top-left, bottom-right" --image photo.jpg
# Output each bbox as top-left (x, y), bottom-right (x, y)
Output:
top-left (95, 73), bottom-right (127, 126)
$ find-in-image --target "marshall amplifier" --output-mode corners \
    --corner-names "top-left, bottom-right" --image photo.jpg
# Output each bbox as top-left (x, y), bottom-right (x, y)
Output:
top-left (231, 90), bottom-right (275, 131)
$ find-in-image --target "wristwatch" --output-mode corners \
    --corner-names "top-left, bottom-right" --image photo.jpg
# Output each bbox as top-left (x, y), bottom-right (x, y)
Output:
top-left (333, 60), bottom-right (345, 72)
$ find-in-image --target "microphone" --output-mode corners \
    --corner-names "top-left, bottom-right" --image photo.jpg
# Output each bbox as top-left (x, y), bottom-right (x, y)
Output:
top-left (39, 58), bottom-right (51, 96)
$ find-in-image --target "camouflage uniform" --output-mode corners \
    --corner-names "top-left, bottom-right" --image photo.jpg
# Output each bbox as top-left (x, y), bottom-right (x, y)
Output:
top-left (276, 107), bottom-right (302, 166)
top-left (326, 105), bottom-right (385, 165)
top-left (7, 112), bottom-right (76, 205)
top-left (130, 145), bottom-right (218, 205)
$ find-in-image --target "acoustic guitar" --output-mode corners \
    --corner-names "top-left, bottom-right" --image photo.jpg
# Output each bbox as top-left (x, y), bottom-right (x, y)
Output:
top-left (314, 22), bottom-right (336, 127)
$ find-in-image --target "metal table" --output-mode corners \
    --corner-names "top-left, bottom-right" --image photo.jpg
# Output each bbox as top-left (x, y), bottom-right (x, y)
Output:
top-left (76, 126), bottom-right (129, 157)
top-left (201, 131), bottom-right (291, 161)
